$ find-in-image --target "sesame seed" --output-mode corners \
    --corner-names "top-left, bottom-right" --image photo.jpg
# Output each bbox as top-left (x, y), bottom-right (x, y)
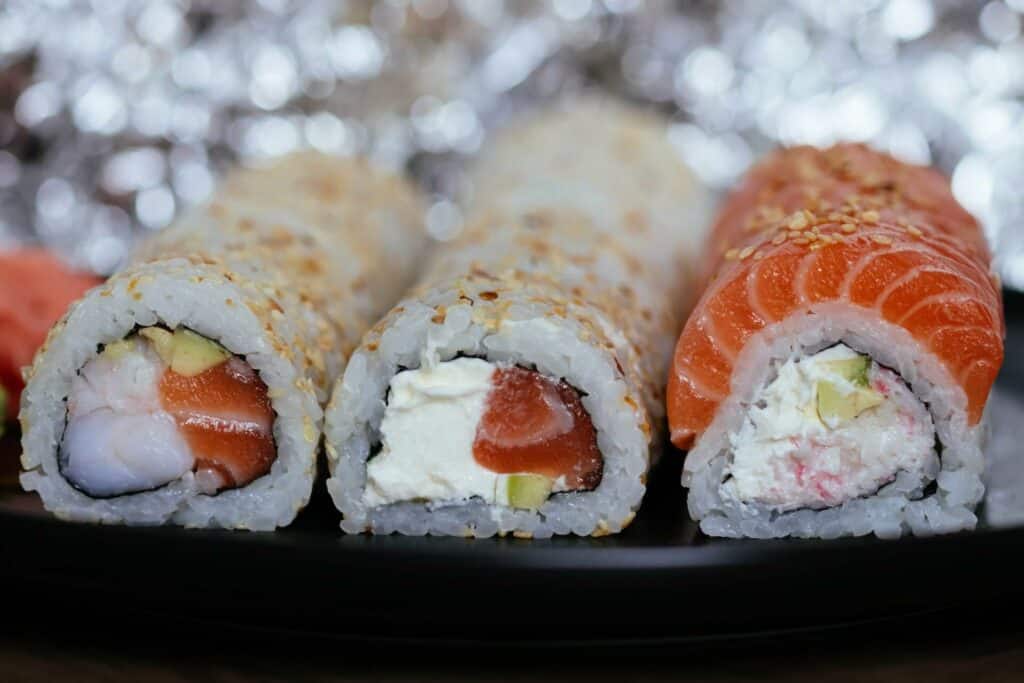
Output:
top-left (772, 233), bottom-right (787, 245)
top-left (907, 226), bottom-right (923, 237)
top-left (861, 210), bottom-right (880, 222)
top-left (788, 213), bottom-right (808, 229)
top-left (739, 246), bottom-right (755, 259)
top-left (803, 230), bottom-right (818, 240)
top-left (809, 242), bottom-right (824, 251)
top-left (724, 248), bottom-right (740, 260)
top-left (841, 223), bottom-right (857, 233)
top-left (871, 234), bottom-right (893, 245)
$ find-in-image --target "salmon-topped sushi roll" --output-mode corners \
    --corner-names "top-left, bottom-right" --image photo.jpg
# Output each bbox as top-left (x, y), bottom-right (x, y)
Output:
top-left (20, 153), bottom-right (427, 530)
top-left (325, 98), bottom-right (712, 537)
top-left (668, 144), bottom-right (1004, 539)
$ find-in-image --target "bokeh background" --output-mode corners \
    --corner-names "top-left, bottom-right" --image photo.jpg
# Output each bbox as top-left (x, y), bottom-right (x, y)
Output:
top-left (0, 0), bottom-right (1022, 287)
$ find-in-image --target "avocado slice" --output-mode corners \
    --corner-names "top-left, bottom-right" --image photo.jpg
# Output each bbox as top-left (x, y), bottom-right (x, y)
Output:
top-left (816, 379), bottom-right (884, 426)
top-left (100, 338), bottom-right (137, 362)
top-left (139, 327), bottom-right (175, 365)
top-left (507, 474), bottom-right (555, 510)
top-left (823, 355), bottom-right (871, 387)
top-left (140, 327), bottom-right (231, 377)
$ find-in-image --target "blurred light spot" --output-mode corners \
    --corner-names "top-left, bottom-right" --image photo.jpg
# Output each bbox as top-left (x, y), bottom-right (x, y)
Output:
top-left (777, 96), bottom-right (836, 147)
top-left (678, 46), bottom-right (734, 98)
top-left (833, 86), bottom-right (887, 141)
top-left (131, 94), bottom-right (171, 137)
top-left (135, 186), bottom-right (176, 229)
top-left (967, 100), bottom-right (1019, 150)
top-left (85, 235), bottom-right (127, 274)
top-left (37, 178), bottom-right (75, 221)
top-left (250, 45), bottom-right (298, 110)
top-left (136, 2), bottom-right (184, 47)
top-left (482, 24), bottom-right (551, 92)
top-left (425, 199), bottom-right (463, 241)
top-left (750, 22), bottom-right (810, 72)
top-left (413, 0), bottom-right (449, 20)
top-left (15, 81), bottom-right (61, 128)
top-left (172, 48), bottom-right (212, 91)
top-left (882, 122), bottom-right (931, 165)
top-left (952, 154), bottom-right (995, 217)
top-left (101, 147), bottom-right (165, 194)
top-left (457, 0), bottom-right (504, 26)
top-left (169, 99), bottom-right (212, 142)
top-left (553, 0), bottom-right (592, 21)
top-left (916, 53), bottom-right (968, 112)
top-left (329, 26), bottom-right (385, 80)
top-left (111, 44), bottom-right (153, 83)
top-left (305, 112), bottom-right (351, 153)
top-left (969, 47), bottom-right (1012, 94)
top-left (173, 162), bottom-right (215, 205)
top-left (72, 78), bottom-right (126, 135)
top-left (242, 117), bottom-right (301, 158)
top-left (668, 124), bottom-right (752, 187)
top-left (882, 0), bottom-right (934, 41)
top-left (0, 151), bottom-right (20, 188)
top-left (980, 2), bottom-right (1021, 43)
top-left (604, 0), bottom-right (641, 14)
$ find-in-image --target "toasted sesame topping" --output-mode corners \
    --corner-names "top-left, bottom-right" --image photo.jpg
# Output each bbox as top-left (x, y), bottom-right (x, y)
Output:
top-left (871, 234), bottom-right (893, 245)
top-left (788, 213), bottom-right (808, 230)
top-left (906, 225), bottom-right (923, 237)
top-left (739, 246), bottom-right (755, 259)
top-left (841, 223), bottom-right (857, 233)
top-left (861, 210), bottom-right (880, 222)
top-left (772, 233), bottom-right (787, 245)
top-left (724, 248), bottom-right (740, 260)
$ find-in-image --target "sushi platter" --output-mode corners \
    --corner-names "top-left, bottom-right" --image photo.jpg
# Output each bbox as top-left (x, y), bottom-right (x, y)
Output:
top-left (0, 292), bottom-right (1020, 644)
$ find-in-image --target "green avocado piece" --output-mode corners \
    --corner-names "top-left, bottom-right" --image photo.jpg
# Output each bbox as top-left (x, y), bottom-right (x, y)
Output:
top-left (100, 338), bottom-right (137, 362)
top-left (507, 474), bottom-right (555, 510)
top-left (823, 355), bottom-right (871, 387)
top-left (169, 328), bottom-right (231, 377)
top-left (139, 327), bottom-right (230, 377)
top-left (139, 327), bottom-right (175, 365)
top-left (816, 379), bottom-right (884, 426)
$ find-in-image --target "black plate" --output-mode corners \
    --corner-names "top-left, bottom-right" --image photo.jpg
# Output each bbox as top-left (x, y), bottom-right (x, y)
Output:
top-left (3, 292), bottom-right (1023, 647)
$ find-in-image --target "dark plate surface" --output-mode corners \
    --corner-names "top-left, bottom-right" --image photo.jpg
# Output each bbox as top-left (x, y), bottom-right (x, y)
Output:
top-left (2, 292), bottom-right (1023, 647)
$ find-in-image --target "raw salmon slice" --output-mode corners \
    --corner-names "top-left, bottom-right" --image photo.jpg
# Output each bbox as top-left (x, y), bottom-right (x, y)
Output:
top-left (474, 366), bottom-right (603, 490)
top-left (159, 357), bottom-right (275, 489)
top-left (668, 144), bottom-right (1003, 449)
top-left (0, 249), bottom-right (101, 420)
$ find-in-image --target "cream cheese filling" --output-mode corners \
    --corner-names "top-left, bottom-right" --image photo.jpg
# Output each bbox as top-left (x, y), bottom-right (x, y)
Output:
top-left (363, 357), bottom-right (569, 508)
top-left (722, 344), bottom-right (936, 511)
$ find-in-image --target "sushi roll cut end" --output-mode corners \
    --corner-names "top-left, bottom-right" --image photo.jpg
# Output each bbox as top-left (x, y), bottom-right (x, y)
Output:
top-left (363, 357), bottom-right (602, 511)
top-left (60, 327), bottom-right (275, 498)
top-left (722, 344), bottom-right (937, 512)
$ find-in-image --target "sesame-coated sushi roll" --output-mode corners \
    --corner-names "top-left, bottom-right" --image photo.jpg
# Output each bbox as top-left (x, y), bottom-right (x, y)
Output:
top-left (668, 144), bottom-right (1004, 539)
top-left (325, 100), bottom-right (712, 537)
top-left (20, 152), bottom-right (426, 530)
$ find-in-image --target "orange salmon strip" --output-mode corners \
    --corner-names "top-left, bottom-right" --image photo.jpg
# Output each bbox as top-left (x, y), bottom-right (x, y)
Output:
top-left (668, 144), bottom-right (1004, 449)
top-left (159, 357), bottom-right (275, 490)
top-left (474, 366), bottom-right (603, 490)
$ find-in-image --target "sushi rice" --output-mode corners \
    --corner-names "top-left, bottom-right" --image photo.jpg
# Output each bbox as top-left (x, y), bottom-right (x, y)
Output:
top-left (325, 98), bottom-right (713, 537)
top-left (20, 152), bottom-right (427, 530)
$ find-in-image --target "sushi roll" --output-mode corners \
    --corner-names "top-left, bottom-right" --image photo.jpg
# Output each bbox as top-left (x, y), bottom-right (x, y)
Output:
top-left (668, 144), bottom-right (1004, 539)
top-left (325, 99), bottom-right (712, 537)
top-left (19, 152), bottom-right (426, 529)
